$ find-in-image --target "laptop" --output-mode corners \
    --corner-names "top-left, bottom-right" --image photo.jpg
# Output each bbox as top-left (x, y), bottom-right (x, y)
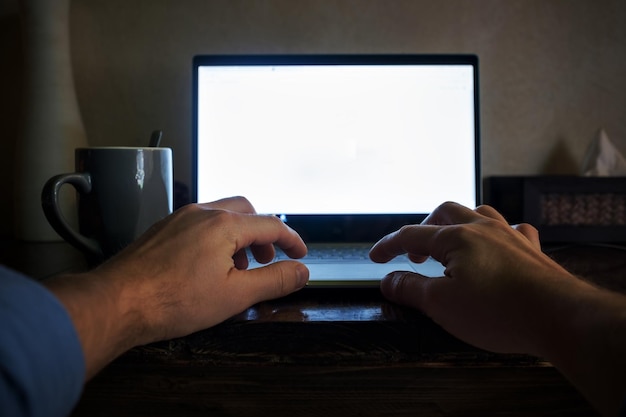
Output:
top-left (192, 54), bottom-right (480, 287)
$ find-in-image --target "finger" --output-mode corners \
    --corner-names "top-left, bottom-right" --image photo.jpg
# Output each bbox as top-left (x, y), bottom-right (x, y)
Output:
top-left (235, 261), bottom-right (309, 304)
top-left (380, 271), bottom-right (448, 315)
top-left (421, 201), bottom-right (479, 226)
top-left (369, 224), bottom-right (442, 263)
top-left (475, 204), bottom-right (508, 223)
top-left (200, 196), bottom-right (257, 214)
top-left (249, 244), bottom-right (276, 264)
top-left (229, 214), bottom-right (307, 259)
top-left (512, 223), bottom-right (541, 250)
top-left (232, 248), bottom-right (250, 269)
top-left (200, 198), bottom-right (297, 262)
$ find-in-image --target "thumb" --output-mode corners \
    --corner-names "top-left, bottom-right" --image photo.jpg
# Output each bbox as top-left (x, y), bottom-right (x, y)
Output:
top-left (242, 261), bottom-right (309, 303)
top-left (380, 271), bottom-right (435, 312)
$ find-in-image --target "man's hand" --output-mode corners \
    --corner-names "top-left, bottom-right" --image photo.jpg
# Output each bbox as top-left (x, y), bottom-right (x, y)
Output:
top-left (45, 196), bottom-right (309, 379)
top-left (369, 201), bottom-right (571, 355)
top-left (370, 201), bottom-right (626, 416)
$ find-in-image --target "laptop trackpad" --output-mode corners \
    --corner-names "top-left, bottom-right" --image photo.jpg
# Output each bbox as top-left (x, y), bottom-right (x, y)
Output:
top-left (304, 259), bottom-right (445, 281)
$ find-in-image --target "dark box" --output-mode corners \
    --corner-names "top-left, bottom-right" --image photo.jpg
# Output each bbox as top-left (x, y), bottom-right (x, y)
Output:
top-left (484, 176), bottom-right (626, 243)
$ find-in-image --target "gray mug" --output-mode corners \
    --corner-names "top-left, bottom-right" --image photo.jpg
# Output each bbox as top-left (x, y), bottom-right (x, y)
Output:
top-left (42, 147), bottom-right (173, 263)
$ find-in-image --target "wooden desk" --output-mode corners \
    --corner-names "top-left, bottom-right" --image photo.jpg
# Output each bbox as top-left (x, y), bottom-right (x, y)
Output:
top-left (3, 240), bottom-right (624, 416)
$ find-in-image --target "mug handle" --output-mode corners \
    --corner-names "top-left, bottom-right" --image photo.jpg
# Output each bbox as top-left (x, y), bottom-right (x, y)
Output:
top-left (41, 173), bottom-right (104, 259)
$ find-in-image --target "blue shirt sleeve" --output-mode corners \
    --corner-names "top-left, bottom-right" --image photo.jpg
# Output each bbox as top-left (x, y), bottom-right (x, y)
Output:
top-left (0, 265), bottom-right (85, 417)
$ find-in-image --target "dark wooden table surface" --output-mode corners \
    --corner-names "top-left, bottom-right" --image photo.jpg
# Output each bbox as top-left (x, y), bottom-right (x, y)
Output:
top-left (3, 239), bottom-right (625, 417)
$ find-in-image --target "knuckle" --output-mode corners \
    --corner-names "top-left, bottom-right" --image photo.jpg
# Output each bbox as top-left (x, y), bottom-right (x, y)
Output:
top-left (232, 195), bottom-right (252, 205)
top-left (395, 224), bottom-right (415, 240)
top-left (428, 201), bottom-right (462, 222)
top-left (437, 201), bottom-right (460, 213)
top-left (516, 222), bottom-right (538, 233)
top-left (275, 267), bottom-right (290, 295)
top-left (261, 214), bottom-right (289, 232)
top-left (387, 272), bottom-right (426, 309)
top-left (264, 213), bottom-right (283, 225)
top-left (440, 201), bottom-right (459, 209)
top-left (176, 202), bottom-right (203, 215)
top-left (228, 195), bottom-right (253, 209)
top-left (392, 272), bottom-right (412, 293)
top-left (475, 203), bottom-right (495, 211)
top-left (433, 223), bottom-right (475, 246)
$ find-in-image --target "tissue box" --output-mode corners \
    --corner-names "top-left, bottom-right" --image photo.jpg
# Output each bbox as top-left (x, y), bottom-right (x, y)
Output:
top-left (484, 176), bottom-right (626, 243)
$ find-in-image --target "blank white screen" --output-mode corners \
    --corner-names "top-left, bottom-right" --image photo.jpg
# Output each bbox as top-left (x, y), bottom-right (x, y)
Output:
top-left (196, 64), bottom-right (476, 214)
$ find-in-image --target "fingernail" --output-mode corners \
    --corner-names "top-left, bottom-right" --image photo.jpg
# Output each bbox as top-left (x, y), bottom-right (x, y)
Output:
top-left (296, 264), bottom-right (310, 288)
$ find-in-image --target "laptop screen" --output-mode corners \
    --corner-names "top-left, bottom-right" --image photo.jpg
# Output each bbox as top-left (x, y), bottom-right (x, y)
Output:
top-left (192, 55), bottom-right (480, 241)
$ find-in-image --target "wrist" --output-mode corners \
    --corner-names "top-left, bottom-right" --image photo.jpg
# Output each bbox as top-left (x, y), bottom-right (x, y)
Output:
top-left (45, 269), bottom-right (147, 379)
top-left (530, 275), bottom-right (626, 416)
top-left (528, 274), bottom-right (596, 360)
